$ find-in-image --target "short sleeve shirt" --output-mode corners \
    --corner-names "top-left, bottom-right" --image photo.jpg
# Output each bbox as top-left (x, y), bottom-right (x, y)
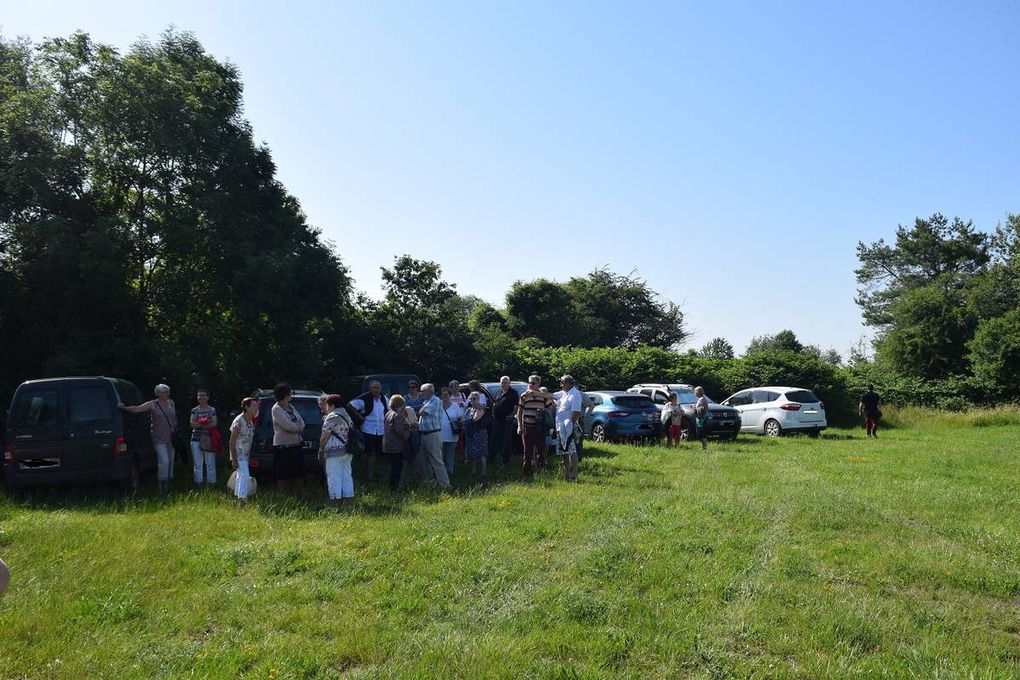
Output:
top-left (519, 390), bottom-right (550, 427)
top-left (440, 402), bottom-right (464, 442)
top-left (322, 410), bottom-right (352, 457)
top-left (230, 413), bottom-right (254, 460)
top-left (191, 405), bottom-right (217, 440)
top-left (556, 387), bottom-right (583, 436)
top-left (860, 391), bottom-right (881, 415)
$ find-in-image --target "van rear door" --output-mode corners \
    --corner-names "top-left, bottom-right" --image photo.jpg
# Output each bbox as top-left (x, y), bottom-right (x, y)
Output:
top-left (65, 381), bottom-right (119, 473)
top-left (7, 385), bottom-right (65, 476)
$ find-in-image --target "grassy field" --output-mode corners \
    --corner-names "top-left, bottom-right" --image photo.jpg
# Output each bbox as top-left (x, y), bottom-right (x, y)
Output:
top-left (1, 418), bottom-right (1019, 679)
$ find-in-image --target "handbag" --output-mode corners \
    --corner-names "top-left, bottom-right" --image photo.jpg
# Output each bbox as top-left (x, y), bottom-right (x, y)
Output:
top-left (443, 406), bottom-right (461, 435)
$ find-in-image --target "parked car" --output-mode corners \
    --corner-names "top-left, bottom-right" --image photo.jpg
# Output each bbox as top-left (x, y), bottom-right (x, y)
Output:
top-left (721, 386), bottom-right (826, 437)
top-left (341, 374), bottom-right (422, 400)
top-left (584, 391), bottom-right (661, 442)
top-left (248, 388), bottom-right (327, 479)
top-left (3, 377), bottom-right (157, 492)
top-left (627, 383), bottom-right (741, 440)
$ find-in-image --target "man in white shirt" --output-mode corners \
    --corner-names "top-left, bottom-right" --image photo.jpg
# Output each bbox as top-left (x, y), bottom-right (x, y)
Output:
top-left (349, 380), bottom-right (387, 481)
top-left (555, 374), bottom-right (583, 482)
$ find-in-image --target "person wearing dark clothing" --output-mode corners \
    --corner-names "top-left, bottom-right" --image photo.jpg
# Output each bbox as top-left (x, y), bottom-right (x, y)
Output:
top-left (489, 376), bottom-right (520, 466)
top-left (383, 394), bottom-right (411, 491)
top-left (859, 386), bottom-right (882, 438)
top-left (350, 381), bottom-right (387, 481)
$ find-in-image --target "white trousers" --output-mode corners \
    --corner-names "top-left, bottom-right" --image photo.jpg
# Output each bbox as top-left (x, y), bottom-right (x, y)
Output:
top-left (191, 441), bottom-right (217, 484)
top-left (325, 454), bottom-right (354, 499)
top-left (153, 441), bottom-right (174, 482)
top-left (234, 459), bottom-right (251, 499)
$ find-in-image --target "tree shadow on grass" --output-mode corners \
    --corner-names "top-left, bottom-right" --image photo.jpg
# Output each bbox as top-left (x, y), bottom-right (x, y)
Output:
top-left (2, 444), bottom-right (630, 517)
top-left (0, 478), bottom-right (218, 515)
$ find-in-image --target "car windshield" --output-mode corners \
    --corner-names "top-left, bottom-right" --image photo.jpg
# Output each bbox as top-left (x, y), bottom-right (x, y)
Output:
top-left (785, 390), bottom-right (820, 404)
top-left (671, 390), bottom-right (698, 405)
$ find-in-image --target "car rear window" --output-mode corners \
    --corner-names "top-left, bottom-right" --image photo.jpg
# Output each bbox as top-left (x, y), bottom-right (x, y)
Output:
top-left (69, 387), bottom-right (113, 426)
top-left (785, 390), bottom-right (820, 404)
top-left (111, 380), bottom-right (143, 406)
top-left (256, 399), bottom-right (322, 428)
top-left (12, 389), bottom-right (59, 427)
top-left (609, 396), bottom-right (653, 408)
top-left (292, 399), bottom-right (323, 426)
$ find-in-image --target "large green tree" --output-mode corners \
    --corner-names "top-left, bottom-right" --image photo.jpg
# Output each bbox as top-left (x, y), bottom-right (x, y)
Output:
top-left (371, 255), bottom-right (476, 381)
top-left (505, 269), bottom-right (686, 349)
top-left (0, 30), bottom-right (357, 404)
top-left (855, 214), bottom-right (992, 379)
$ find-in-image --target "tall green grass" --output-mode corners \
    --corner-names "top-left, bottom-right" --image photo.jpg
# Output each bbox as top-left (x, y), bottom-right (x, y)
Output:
top-left (879, 403), bottom-right (1020, 429)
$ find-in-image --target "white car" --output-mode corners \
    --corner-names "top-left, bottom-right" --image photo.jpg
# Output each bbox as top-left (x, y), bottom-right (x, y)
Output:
top-left (721, 386), bottom-right (826, 437)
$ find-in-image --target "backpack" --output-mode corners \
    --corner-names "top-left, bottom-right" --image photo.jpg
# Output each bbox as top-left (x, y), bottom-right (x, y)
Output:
top-left (344, 402), bottom-right (366, 430)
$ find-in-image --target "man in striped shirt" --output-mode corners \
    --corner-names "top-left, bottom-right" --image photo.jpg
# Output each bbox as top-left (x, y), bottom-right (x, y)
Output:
top-left (516, 375), bottom-right (554, 477)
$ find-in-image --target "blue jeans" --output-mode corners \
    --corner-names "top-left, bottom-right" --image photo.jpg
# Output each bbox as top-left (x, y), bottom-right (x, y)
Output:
top-left (442, 441), bottom-right (457, 477)
top-left (191, 441), bottom-right (217, 484)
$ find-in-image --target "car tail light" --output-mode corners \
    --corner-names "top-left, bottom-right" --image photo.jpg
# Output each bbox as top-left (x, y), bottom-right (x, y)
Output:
top-left (3, 444), bottom-right (13, 464)
top-left (780, 403), bottom-right (802, 411)
top-left (114, 437), bottom-right (128, 456)
top-left (249, 458), bottom-right (260, 468)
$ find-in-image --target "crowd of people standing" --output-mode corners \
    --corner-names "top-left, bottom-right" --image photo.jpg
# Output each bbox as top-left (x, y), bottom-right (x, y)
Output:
top-left (117, 374), bottom-right (589, 508)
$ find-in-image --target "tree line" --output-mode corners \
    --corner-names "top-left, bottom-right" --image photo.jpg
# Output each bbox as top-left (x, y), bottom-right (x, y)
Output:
top-left (2, 30), bottom-right (1017, 422)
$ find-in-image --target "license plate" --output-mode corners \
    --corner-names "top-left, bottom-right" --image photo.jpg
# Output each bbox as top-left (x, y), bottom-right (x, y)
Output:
top-left (19, 457), bottom-right (61, 469)
top-left (719, 421), bottom-right (732, 427)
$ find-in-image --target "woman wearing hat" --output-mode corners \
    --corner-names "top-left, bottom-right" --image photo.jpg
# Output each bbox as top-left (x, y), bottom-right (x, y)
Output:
top-left (118, 383), bottom-right (179, 494)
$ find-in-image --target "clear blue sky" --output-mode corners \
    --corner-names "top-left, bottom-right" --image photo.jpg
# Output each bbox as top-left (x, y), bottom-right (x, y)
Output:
top-left (5, 1), bottom-right (1019, 354)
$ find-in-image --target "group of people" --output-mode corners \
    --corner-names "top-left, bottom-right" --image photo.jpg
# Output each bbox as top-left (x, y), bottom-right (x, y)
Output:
top-left (117, 374), bottom-right (589, 507)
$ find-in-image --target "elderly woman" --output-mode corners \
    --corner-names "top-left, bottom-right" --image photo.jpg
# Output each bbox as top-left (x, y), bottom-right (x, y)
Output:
top-left (461, 391), bottom-right (490, 482)
top-left (318, 394), bottom-right (355, 508)
top-left (118, 383), bottom-right (178, 495)
top-left (271, 382), bottom-right (306, 493)
top-left (694, 386), bottom-right (710, 452)
top-left (383, 394), bottom-right (411, 491)
top-left (229, 397), bottom-right (259, 508)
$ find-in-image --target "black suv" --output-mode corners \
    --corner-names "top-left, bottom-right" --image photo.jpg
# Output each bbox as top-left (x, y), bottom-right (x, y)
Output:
top-left (3, 377), bottom-right (156, 492)
top-left (248, 389), bottom-right (326, 479)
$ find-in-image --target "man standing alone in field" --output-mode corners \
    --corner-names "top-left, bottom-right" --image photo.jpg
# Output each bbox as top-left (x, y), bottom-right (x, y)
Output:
top-left (859, 385), bottom-right (882, 438)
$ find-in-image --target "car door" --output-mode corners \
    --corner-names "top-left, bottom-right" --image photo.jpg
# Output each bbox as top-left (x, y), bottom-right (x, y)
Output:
top-left (7, 385), bottom-right (65, 476)
top-left (737, 390), bottom-right (771, 432)
top-left (724, 391), bottom-right (755, 431)
top-left (65, 381), bottom-right (119, 473)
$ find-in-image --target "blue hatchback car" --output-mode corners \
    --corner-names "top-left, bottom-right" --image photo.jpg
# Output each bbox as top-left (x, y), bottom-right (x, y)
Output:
top-left (584, 391), bottom-right (661, 442)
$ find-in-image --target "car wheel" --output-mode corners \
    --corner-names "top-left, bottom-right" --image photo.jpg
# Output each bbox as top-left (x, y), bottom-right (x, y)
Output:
top-left (591, 423), bottom-right (606, 443)
top-left (764, 419), bottom-right (782, 438)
